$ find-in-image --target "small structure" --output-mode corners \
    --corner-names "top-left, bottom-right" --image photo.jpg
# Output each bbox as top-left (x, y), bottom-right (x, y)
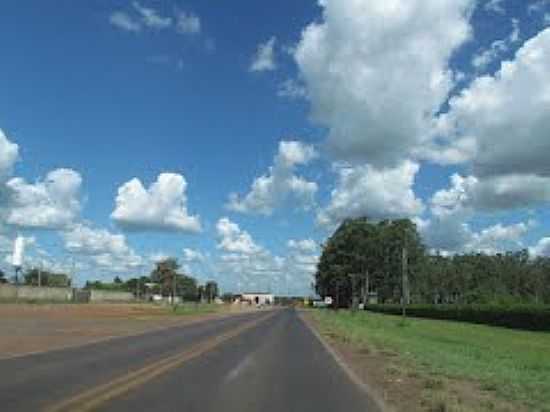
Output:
top-left (367, 291), bottom-right (379, 305)
top-left (241, 292), bottom-right (274, 306)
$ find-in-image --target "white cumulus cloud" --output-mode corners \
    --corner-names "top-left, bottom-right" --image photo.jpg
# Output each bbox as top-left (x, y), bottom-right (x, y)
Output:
top-left (216, 217), bottom-right (262, 255)
top-left (318, 160), bottom-right (424, 227)
top-left (420, 215), bottom-right (533, 255)
top-left (63, 224), bottom-right (143, 272)
top-left (111, 173), bottom-right (201, 233)
top-left (294, 0), bottom-right (474, 166)
top-left (443, 28), bottom-right (550, 179)
top-left (0, 129), bottom-right (19, 180)
top-left (227, 141), bottom-right (318, 215)
top-left (530, 237), bottom-right (550, 257)
top-left (465, 221), bottom-right (532, 255)
top-left (6, 169), bottom-right (82, 229)
top-left (432, 173), bottom-right (550, 214)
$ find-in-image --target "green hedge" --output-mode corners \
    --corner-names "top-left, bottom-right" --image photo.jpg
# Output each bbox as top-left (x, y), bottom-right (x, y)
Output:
top-left (364, 304), bottom-right (550, 331)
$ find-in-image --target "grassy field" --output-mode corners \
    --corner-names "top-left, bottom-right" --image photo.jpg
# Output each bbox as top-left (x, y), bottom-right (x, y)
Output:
top-left (312, 309), bottom-right (550, 411)
top-left (170, 303), bottom-right (224, 316)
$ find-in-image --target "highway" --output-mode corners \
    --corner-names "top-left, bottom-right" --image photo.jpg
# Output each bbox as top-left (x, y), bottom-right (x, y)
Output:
top-left (0, 309), bottom-right (377, 412)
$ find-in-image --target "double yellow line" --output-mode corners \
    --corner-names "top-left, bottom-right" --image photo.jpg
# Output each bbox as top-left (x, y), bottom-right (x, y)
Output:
top-left (45, 312), bottom-right (275, 412)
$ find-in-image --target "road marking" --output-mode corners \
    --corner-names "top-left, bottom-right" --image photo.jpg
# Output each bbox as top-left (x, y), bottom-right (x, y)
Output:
top-left (44, 312), bottom-right (276, 412)
top-left (223, 352), bottom-right (256, 383)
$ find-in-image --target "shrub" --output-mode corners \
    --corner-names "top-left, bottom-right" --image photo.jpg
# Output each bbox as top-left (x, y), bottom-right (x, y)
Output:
top-left (364, 304), bottom-right (550, 331)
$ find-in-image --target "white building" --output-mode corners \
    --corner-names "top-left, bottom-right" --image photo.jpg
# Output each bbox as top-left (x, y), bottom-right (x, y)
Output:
top-left (241, 292), bottom-right (274, 306)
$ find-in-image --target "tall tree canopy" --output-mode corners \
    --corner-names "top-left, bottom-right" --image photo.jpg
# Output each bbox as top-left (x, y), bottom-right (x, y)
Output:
top-left (315, 218), bottom-right (424, 306)
top-left (315, 217), bottom-right (550, 307)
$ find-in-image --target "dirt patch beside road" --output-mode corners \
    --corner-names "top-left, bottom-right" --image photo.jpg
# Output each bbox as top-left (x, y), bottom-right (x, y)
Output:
top-left (0, 303), bottom-right (256, 359)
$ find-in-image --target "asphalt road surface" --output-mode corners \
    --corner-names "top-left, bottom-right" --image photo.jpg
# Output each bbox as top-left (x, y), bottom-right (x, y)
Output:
top-left (0, 308), bottom-right (377, 412)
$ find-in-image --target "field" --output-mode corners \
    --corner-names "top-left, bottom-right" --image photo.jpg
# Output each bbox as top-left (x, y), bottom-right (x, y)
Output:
top-left (309, 309), bottom-right (550, 412)
top-left (0, 303), bottom-right (247, 359)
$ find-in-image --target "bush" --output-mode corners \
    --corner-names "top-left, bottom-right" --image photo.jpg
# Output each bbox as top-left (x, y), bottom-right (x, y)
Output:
top-left (364, 304), bottom-right (550, 331)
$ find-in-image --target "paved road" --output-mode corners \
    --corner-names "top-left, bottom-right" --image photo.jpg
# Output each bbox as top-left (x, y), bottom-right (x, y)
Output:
top-left (1, 308), bottom-right (376, 412)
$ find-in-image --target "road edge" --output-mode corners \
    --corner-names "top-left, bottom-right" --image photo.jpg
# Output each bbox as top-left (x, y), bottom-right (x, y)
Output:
top-left (299, 310), bottom-right (392, 412)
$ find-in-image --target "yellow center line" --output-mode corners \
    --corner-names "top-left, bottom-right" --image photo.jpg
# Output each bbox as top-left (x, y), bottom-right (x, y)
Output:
top-left (44, 311), bottom-right (276, 412)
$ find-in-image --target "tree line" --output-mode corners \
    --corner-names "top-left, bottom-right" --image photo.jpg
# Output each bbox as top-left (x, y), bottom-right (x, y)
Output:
top-left (0, 268), bottom-right (72, 287)
top-left (85, 258), bottom-right (219, 302)
top-left (315, 217), bottom-right (550, 307)
top-left (0, 258), bottom-right (219, 303)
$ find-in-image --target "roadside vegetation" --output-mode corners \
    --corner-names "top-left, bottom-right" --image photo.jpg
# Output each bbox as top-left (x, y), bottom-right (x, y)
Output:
top-left (1, 258), bottom-right (221, 305)
top-left (315, 217), bottom-right (550, 326)
top-left (312, 217), bottom-right (550, 410)
top-left (312, 309), bottom-right (550, 411)
top-left (316, 217), bottom-right (550, 307)
top-left (170, 302), bottom-right (223, 316)
top-left (84, 258), bottom-right (220, 303)
top-left (364, 303), bottom-right (550, 331)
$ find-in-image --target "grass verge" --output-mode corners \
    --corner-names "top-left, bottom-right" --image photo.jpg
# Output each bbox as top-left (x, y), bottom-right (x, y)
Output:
top-left (310, 309), bottom-right (550, 411)
top-left (169, 303), bottom-right (223, 316)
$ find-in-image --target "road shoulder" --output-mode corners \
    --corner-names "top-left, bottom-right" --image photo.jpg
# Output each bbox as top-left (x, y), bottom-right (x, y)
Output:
top-left (299, 310), bottom-right (389, 412)
top-left (300, 309), bottom-right (528, 412)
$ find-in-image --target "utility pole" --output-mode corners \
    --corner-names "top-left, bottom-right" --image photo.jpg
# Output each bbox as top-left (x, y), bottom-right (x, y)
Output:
top-left (335, 280), bottom-right (340, 309)
top-left (402, 245), bottom-right (409, 317)
top-left (363, 270), bottom-right (369, 305)
top-left (172, 273), bottom-right (177, 306)
top-left (348, 273), bottom-right (361, 311)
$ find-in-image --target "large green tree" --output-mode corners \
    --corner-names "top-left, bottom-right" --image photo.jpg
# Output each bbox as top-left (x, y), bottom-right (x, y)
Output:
top-left (315, 217), bottom-right (425, 307)
top-left (316, 217), bottom-right (550, 307)
top-left (150, 258), bottom-right (180, 297)
top-left (150, 258), bottom-right (200, 301)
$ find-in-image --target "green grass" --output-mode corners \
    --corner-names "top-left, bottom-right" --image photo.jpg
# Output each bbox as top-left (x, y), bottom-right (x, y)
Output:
top-left (169, 303), bottom-right (222, 316)
top-left (312, 309), bottom-right (550, 411)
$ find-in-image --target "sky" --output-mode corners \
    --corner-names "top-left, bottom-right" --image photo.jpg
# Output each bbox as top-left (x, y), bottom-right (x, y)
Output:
top-left (1, 0), bottom-right (550, 296)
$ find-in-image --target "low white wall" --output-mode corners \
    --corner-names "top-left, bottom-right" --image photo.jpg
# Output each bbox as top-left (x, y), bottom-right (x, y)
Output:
top-left (0, 284), bottom-right (72, 301)
top-left (0, 284), bottom-right (16, 300)
top-left (89, 290), bottom-right (135, 303)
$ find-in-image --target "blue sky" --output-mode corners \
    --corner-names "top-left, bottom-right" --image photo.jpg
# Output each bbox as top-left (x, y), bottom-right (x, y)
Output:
top-left (1, 0), bottom-right (550, 295)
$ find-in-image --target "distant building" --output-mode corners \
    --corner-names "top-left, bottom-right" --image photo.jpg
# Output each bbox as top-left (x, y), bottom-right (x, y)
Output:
top-left (241, 292), bottom-right (274, 306)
